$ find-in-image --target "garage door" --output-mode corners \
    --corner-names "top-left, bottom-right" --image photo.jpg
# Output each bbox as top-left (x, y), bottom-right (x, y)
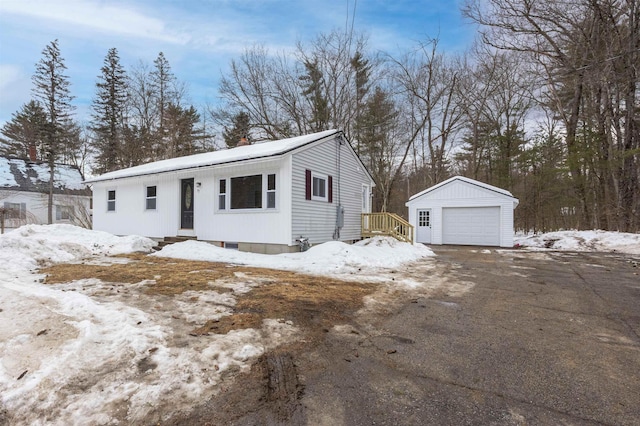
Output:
top-left (442, 207), bottom-right (500, 246)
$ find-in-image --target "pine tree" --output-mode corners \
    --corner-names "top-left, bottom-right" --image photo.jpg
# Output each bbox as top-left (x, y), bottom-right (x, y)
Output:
top-left (91, 47), bottom-right (128, 174)
top-left (300, 59), bottom-right (329, 132)
top-left (31, 39), bottom-right (75, 224)
top-left (0, 100), bottom-right (47, 159)
top-left (223, 111), bottom-right (250, 148)
top-left (163, 103), bottom-right (204, 158)
top-left (151, 52), bottom-right (176, 157)
top-left (351, 51), bottom-right (371, 155)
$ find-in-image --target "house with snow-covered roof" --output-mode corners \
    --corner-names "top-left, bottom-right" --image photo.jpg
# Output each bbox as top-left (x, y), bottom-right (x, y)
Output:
top-left (84, 129), bottom-right (376, 253)
top-left (0, 156), bottom-right (92, 232)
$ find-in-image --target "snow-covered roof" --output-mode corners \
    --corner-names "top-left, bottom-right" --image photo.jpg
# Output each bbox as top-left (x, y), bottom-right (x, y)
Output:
top-left (84, 129), bottom-right (342, 183)
top-left (0, 157), bottom-right (90, 195)
top-left (408, 175), bottom-right (517, 201)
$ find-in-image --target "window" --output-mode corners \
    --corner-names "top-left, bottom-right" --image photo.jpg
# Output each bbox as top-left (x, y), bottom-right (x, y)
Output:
top-left (107, 190), bottom-right (116, 211)
top-left (312, 174), bottom-right (327, 200)
top-left (3, 202), bottom-right (26, 219)
top-left (305, 169), bottom-right (332, 202)
top-left (231, 175), bottom-right (262, 209)
top-left (419, 210), bottom-right (430, 227)
top-left (267, 174), bottom-right (276, 209)
top-left (219, 179), bottom-right (226, 210)
top-left (145, 186), bottom-right (157, 210)
top-left (55, 205), bottom-right (73, 221)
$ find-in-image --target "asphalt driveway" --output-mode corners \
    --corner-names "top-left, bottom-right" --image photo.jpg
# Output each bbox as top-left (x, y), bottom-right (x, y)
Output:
top-left (170, 247), bottom-right (640, 425)
top-left (299, 248), bottom-right (640, 425)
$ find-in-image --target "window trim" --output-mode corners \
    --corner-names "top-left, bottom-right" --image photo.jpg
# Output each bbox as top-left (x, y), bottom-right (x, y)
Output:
top-left (145, 185), bottom-right (157, 210)
top-left (311, 172), bottom-right (328, 202)
top-left (217, 172), bottom-right (278, 212)
top-left (418, 210), bottom-right (430, 227)
top-left (267, 173), bottom-right (276, 209)
top-left (55, 205), bottom-right (73, 221)
top-left (3, 202), bottom-right (26, 220)
top-left (107, 189), bottom-right (116, 212)
top-left (218, 179), bottom-right (227, 210)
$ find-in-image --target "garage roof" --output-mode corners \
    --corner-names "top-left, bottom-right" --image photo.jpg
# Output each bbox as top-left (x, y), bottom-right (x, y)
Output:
top-left (408, 176), bottom-right (518, 202)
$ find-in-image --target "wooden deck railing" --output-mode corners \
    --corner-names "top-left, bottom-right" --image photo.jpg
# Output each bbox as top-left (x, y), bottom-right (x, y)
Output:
top-left (361, 212), bottom-right (414, 244)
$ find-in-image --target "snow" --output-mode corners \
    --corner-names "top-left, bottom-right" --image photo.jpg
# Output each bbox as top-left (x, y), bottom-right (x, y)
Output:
top-left (515, 230), bottom-right (640, 255)
top-left (0, 225), bottom-right (432, 425)
top-left (0, 157), bottom-right (86, 191)
top-left (152, 236), bottom-right (435, 279)
top-left (84, 129), bottom-right (340, 183)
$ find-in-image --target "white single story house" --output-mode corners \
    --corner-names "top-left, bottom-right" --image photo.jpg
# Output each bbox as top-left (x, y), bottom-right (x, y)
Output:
top-left (0, 156), bottom-right (92, 232)
top-left (406, 176), bottom-right (519, 247)
top-left (85, 129), bottom-right (375, 253)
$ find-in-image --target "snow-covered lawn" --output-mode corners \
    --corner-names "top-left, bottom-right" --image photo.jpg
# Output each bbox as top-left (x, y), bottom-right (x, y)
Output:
top-left (0, 225), bottom-right (434, 425)
top-left (515, 230), bottom-right (640, 255)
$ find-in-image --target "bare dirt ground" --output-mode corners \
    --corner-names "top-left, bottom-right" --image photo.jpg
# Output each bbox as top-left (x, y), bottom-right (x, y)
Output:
top-left (38, 248), bottom-right (640, 426)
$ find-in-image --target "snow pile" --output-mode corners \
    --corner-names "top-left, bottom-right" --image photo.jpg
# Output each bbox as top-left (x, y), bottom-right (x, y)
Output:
top-left (152, 236), bottom-right (435, 278)
top-left (0, 224), bottom-right (155, 272)
top-left (515, 230), bottom-right (640, 255)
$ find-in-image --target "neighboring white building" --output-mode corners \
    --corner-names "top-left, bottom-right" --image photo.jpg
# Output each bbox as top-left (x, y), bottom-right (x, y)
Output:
top-left (406, 176), bottom-right (519, 247)
top-left (0, 157), bottom-right (92, 233)
top-left (85, 129), bottom-right (375, 253)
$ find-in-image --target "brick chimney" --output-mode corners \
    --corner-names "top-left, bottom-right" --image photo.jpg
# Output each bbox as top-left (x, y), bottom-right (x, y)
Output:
top-left (237, 136), bottom-right (250, 147)
top-left (28, 145), bottom-right (37, 161)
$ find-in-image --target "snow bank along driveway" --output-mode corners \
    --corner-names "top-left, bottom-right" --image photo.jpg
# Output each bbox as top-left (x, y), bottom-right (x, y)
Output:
top-left (0, 225), bottom-right (434, 425)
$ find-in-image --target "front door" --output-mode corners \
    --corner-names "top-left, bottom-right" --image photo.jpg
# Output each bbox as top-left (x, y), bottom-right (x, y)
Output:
top-left (416, 209), bottom-right (431, 243)
top-left (181, 178), bottom-right (194, 229)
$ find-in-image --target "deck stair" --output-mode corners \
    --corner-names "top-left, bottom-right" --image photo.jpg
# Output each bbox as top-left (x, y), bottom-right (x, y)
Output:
top-left (361, 212), bottom-right (414, 244)
top-left (153, 235), bottom-right (198, 251)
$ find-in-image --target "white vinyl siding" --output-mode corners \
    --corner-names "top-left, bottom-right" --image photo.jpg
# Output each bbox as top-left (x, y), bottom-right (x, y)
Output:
top-left (292, 136), bottom-right (373, 244)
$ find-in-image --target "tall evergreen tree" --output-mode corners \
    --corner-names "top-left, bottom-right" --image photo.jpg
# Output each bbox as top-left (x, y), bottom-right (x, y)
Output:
top-left (300, 59), bottom-right (329, 132)
top-left (0, 100), bottom-right (47, 160)
top-left (359, 86), bottom-right (399, 211)
top-left (151, 52), bottom-right (176, 157)
top-left (223, 111), bottom-right (251, 148)
top-left (31, 39), bottom-right (75, 224)
top-left (91, 47), bottom-right (128, 174)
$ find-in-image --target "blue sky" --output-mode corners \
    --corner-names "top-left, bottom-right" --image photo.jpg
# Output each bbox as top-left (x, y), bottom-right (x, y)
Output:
top-left (0, 0), bottom-right (476, 126)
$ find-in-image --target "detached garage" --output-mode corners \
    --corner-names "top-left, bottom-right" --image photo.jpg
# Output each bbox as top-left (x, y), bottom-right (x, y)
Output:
top-left (406, 176), bottom-right (519, 247)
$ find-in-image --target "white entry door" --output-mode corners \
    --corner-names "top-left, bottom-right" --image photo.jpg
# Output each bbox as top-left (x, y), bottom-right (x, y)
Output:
top-left (416, 209), bottom-right (431, 243)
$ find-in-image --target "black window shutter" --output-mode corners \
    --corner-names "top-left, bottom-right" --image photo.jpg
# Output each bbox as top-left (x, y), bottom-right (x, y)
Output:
top-left (328, 175), bottom-right (333, 203)
top-left (305, 169), bottom-right (311, 200)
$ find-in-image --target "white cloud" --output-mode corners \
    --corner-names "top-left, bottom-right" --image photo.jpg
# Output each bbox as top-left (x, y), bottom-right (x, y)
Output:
top-left (0, 0), bottom-right (190, 44)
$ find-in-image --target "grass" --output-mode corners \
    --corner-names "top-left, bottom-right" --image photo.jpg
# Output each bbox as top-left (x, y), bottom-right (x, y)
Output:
top-left (41, 252), bottom-right (376, 337)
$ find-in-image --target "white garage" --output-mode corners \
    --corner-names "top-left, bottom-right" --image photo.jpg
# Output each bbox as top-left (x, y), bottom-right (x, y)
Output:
top-left (406, 176), bottom-right (519, 247)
